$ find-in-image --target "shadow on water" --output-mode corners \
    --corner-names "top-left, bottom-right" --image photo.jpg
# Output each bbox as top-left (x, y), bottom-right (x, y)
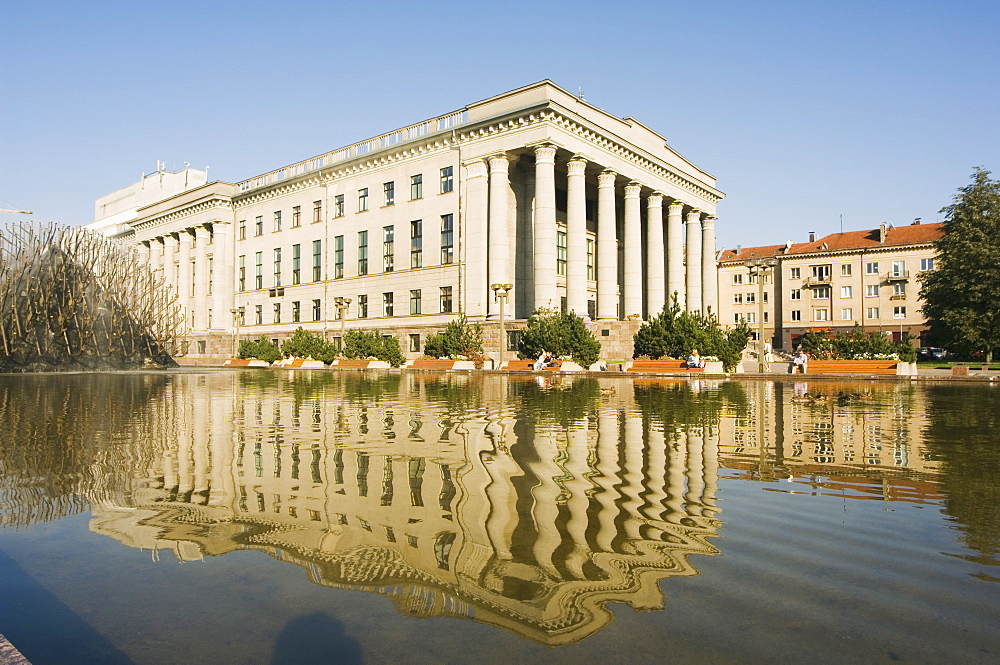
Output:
top-left (0, 549), bottom-right (136, 665)
top-left (269, 612), bottom-right (363, 665)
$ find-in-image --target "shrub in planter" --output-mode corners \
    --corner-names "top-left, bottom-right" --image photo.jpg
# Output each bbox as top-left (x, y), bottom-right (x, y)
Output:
top-left (518, 308), bottom-right (601, 367)
top-left (424, 315), bottom-right (484, 359)
top-left (633, 298), bottom-right (749, 371)
top-left (280, 327), bottom-right (338, 364)
top-left (238, 338), bottom-right (282, 363)
top-left (343, 329), bottom-right (405, 367)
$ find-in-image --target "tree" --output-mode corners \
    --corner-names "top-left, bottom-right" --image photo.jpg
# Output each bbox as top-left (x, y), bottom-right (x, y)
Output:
top-left (517, 308), bottom-right (602, 367)
top-left (280, 327), bottom-right (338, 364)
top-left (920, 168), bottom-right (1000, 360)
top-left (633, 297), bottom-right (750, 371)
top-left (238, 338), bottom-right (281, 363)
top-left (343, 329), bottom-right (405, 366)
top-left (423, 315), bottom-right (484, 358)
top-left (797, 326), bottom-right (916, 362)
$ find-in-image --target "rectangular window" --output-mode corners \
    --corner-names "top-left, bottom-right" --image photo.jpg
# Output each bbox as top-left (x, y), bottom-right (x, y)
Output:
top-left (734, 313), bottom-right (742, 324)
top-left (791, 310), bottom-right (802, 321)
top-left (733, 293), bottom-right (743, 304)
top-left (410, 174), bottom-right (422, 200)
top-left (814, 308), bottom-right (829, 321)
top-left (334, 235), bottom-right (344, 279)
top-left (273, 303), bottom-right (281, 324)
top-left (893, 306), bottom-right (906, 319)
top-left (239, 220), bottom-right (246, 240)
top-left (841, 264), bottom-right (852, 276)
top-left (358, 230), bottom-right (369, 275)
top-left (410, 289), bottom-right (421, 315)
top-left (313, 200), bottom-right (322, 223)
top-left (813, 285), bottom-right (831, 299)
top-left (746, 292), bottom-right (756, 304)
top-left (255, 252), bottom-right (263, 289)
top-left (383, 292), bottom-right (393, 317)
top-left (746, 311), bottom-right (756, 324)
top-left (841, 286), bottom-right (853, 298)
top-left (358, 188), bottom-right (368, 212)
top-left (411, 220), bottom-right (422, 268)
top-left (866, 284), bottom-right (879, 297)
top-left (920, 257), bottom-right (935, 271)
top-left (292, 244), bottom-right (301, 284)
top-left (866, 261), bottom-right (880, 275)
top-left (891, 260), bottom-right (906, 277)
top-left (790, 289), bottom-right (801, 300)
top-left (789, 267), bottom-right (801, 279)
top-left (312, 299), bottom-right (321, 321)
top-left (383, 225), bottom-right (394, 272)
top-left (440, 166), bottom-right (453, 193)
top-left (207, 257), bottom-right (214, 295)
top-left (733, 273), bottom-right (744, 285)
top-left (358, 294), bottom-right (368, 318)
top-left (867, 306), bottom-right (880, 319)
top-left (384, 181), bottom-right (395, 206)
top-left (292, 301), bottom-right (301, 322)
top-left (811, 265), bottom-right (832, 280)
top-left (587, 238), bottom-right (595, 280)
top-left (763, 291), bottom-right (769, 304)
top-left (841, 307), bottom-right (853, 320)
top-left (440, 214), bottom-right (454, 264)
top-left (255, 304), bottom-right (263, 325)
top-left (273, 211), bottom-right (282, 232)
top-left (893, 282), bottom-right (906, 297)
top-left (409, 333), bottom-right (421, 352)
top-left (292, 206), bottom-right (301, 227)
top-left (312, 240), bottom-right (322, 281)
top-left (238, 255), bottom-right (246, 291)
top-left (556, 229), bottom-right (567, 276)
top-left (334, 194), bottom-right (345, 217)
top-left (440, 286), bottom-right (452, 313)
top-left (273, 248), bottom-right (281, 287)
top-left (255, 216), bottom-right (263, 236)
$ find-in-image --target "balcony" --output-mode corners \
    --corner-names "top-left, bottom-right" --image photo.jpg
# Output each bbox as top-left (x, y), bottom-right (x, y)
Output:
top-left (884, 271), bottom-right (910, 281)
top-left (889, 294), bottom-right (906, 301)
top-left (803, 275), bottom-right (833, 287)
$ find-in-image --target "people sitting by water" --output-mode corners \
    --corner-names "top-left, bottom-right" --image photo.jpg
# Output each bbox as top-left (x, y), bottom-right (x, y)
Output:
top-left (686, 349), bottom-right (705, 368)
top-left (792, 350), bottom-right (809, 373)
top-left (533, 351), bottom-right (547, 371)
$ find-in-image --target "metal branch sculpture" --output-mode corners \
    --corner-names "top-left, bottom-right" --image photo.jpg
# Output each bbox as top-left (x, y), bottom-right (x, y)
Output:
top-left (0, 222), bottom-right (182, 371)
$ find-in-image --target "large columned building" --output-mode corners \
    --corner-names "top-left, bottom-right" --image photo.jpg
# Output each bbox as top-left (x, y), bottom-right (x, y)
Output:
top-left (115, 81), bottom-right (723, 360)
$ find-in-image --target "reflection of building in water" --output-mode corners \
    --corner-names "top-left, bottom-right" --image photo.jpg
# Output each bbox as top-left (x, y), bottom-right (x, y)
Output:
top-left (717, 381), bottom-right (943, 503)
top-left (87, 373), bottom-right (723, 646)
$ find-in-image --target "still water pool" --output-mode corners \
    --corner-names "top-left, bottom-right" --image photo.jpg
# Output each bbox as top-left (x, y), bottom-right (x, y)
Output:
top-left (0, 370), bottom-right (997, 664)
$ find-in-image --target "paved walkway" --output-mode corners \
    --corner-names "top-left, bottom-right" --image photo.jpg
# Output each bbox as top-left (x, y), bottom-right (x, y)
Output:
top-left (0, 635), bottom-right (30, 665)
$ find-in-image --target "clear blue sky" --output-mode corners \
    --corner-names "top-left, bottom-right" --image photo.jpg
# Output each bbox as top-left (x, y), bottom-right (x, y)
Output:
top-left (2, 0), bottom-right (997, 249)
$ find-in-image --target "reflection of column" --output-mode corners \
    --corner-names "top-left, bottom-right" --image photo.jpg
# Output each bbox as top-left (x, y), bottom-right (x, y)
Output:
top-left (666, 201), bottom-right (685, 309)
top-left (464, 160), bottom-right (489, 317)
top-left (665, 431), bottom-right (687, 523)
top-left (566, 156), bottom-right (588, 315)
top-left (192, 385), bottom-right (210, 502)
top-left (483, 421), bottom-right (518, 559)
top-left (596, 171), bottom-right (618, 320)
top-left (488, 154), bottom-right (511, 318)
top-left (529, 429), bottom-right (562, 578)
top-left (177, 392), bottom-right (193, 501)
top-left (593, 411), bottom-right (620, 551)
top-left (622, 183), bottom-right (643, 319)
top-left (178, 229), bottom-right (193, 325)
top-left (702, 426), bottom-right (720, 517)
top-left (701, 215), bottom-right (718, 316)
top-left (621, 412), bottom-right (646, 542)
top-left (685, 428), bottom-right (705, 513)
top-left (642, 425), bottom-right (668, 523)
top-left (685, 210), bottom-right (702, 312)
top-left (646, 193), bottom-right (665, 315)
top-left (562, 418), bottom-right (591, 578)
top-left (534, 145), bottom-right (558, 311)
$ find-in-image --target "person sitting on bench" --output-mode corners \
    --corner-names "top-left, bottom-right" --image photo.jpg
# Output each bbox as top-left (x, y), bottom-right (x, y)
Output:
top-left (686, 349), bottom-right (705, 368)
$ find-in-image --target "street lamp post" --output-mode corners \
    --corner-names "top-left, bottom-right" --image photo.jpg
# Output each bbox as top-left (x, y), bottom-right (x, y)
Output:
top-left (491, 283), bottom-right (513, 369)
top-left (333, 297), bottom-right (352, 349)
top-left (229, 306), bottom-right (245, 358)
top-left (745, 258), bottom-right (777, 373)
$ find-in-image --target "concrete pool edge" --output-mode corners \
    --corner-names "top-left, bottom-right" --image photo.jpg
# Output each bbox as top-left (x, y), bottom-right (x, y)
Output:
top-left (0, 635), bottom-right (30, 665)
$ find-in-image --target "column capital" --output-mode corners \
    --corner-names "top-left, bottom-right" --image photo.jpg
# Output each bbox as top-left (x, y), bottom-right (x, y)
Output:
top-left (598, 170), bottom-right (617, 187)
top-left (668, 200), bottom-right (685, 214)
top-left (701, 215), bottom-right (717, 228)
top-left (488, 153), bottom-right (510, 171)
top-left (464, 159), bottom-right (488, 178)
top-left (624, 181), bottom-right (642, 197)
top-left (685, 209), bottom-right (702, 222)
top-left (533, 144), bottom-right (557, 162)
top-left (177, 229), bottom-right (193, 243)
top-left (566, 156), bottom-right (587, 175)
top-left (194, 224), bottom-right (211, 237)
top-left (210, 219), bottom-right (231, 228)
top-left (647, 192), bottom-right (664, 205)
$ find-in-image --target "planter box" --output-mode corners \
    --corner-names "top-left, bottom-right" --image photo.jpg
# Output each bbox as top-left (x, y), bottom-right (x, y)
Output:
top-left (329, 360), bottom-right (391, 369)
top-left (223, 358), bottom-right (270, 368)
top-left (406, 359), bottom-right (476, 370)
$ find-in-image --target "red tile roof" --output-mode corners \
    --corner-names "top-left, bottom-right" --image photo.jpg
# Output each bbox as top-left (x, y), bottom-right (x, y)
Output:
top-left (719, 223), bottom-right (943, 262)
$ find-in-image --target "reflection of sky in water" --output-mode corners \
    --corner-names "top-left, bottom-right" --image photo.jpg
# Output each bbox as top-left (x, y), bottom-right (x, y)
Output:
top-left (0, 372), bottom-right (997, 664)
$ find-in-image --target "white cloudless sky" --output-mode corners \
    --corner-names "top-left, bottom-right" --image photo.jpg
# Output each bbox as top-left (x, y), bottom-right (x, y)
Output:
top-left (2, 0), bottom-right (997, 249)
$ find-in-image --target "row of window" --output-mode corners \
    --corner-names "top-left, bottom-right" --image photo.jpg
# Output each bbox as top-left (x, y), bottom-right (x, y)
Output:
top-left (785, 306), bottom-right (906, 322)
top-left (732, 258), bottom-right (934, 284)
top-left (735, 283), bottom-right (909, 304)
top-left (237, 216), bottom-right (455, 291)
top-left (245, 287), bottom-right (455, 325)
top-left (236, 168), bottom-right (454, 239)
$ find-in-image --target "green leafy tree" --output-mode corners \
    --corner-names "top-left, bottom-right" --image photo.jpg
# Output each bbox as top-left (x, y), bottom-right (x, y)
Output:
top-left (237, 338), bottom-right (282, 363)
top-left (423, 315), bottom-right (484, 358)
top-left (633, 297), bottom-right (750, 371)
top-left (920, 168), bottom-right (1000, 360)
top-left (517, 308), bottom-right (602, 367)
top-left (280, 327), bottom-right (338, 364)
top-left (798, 326), bottom-right (916, 361)
top-left (343, 329), bottom-right (405, 366)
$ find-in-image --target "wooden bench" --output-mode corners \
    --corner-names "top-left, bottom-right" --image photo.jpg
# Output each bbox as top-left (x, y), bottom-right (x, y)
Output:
top-left (332, 359), bottom-right (380, 369)
top-left (798, 360), bottom-right (898, 375)
top-left (408, 359), bottom-right (459, 369)
top-left (502, 359), bottom-right (563, 371)
top-left (627, 360), bottom-right (704, 373)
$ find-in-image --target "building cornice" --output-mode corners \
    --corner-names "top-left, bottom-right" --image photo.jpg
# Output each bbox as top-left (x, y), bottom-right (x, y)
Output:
top-left (133, 197), bottom-right (233, 233)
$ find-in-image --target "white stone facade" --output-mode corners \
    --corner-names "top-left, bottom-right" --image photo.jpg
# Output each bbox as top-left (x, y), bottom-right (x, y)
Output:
top-left (123, 81), bottom-right (723, 359)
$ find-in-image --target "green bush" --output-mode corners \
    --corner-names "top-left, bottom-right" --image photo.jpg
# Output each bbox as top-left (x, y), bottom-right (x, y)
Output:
top-left (633, 298), bottom-right (750, 371)
top-left (237, 338), bottom-right (282, 363)
top-left (798, 326), bottom-right (917, 361)
top-left (517, 308), bottom-right (601, 367)
top-left (424, 315), bottom-right (484, 359)
top-left (343, 329), bottom-right (406, 366)
top-left (280, 327), bottom-right (338, 364)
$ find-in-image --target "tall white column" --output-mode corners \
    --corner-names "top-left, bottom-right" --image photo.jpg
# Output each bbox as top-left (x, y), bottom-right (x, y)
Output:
top-left (596, 170), bottom-right (618, 319)
top-left (685, 210), bottom-right (703, 312)
top-left (645, 193), bottom-right (665, 316)
top-left (666, 201), bottom-right (685, 309)
top-left (488, 154), bottom-right (511, 318)
top-left (193, 225), bottom-right (210, 331)
top-left (137, 242), bottom-right (150, 266)
top-left (566, 156), bottom-right (588, 316)
top-left (622, 182), bottom-right (643, 319)
top-left (162, 234), bottom-right (178, 296)
top-left (533, 145), bottom-right (558, 311)
top-left (211, 221), bottom-right (231, 330)
top-left (463, 160), bottom-right (489, 317)
top-left (701, 215), bottom-right (718, 316)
